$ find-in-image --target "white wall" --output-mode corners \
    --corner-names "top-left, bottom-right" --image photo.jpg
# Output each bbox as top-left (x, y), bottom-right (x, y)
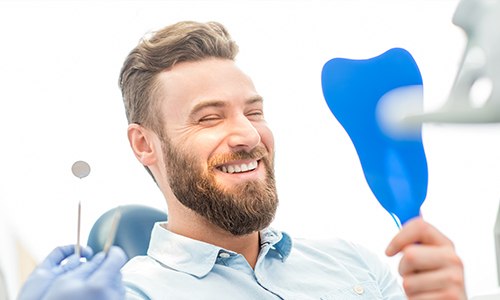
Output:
top-left (1, 0), bottom-right (499, 297)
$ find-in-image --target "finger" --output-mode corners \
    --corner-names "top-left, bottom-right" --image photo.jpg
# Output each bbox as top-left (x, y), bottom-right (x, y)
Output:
top-left (398, 244), bottom-right (460, 275)
top-left (58, 246), bottom-right (95, 273)
top-left (402, 267), bottom-right (465, 297)
top-left (90, 246), bottom-right (128, 282)
top-left (80, 245), bottom-right (94, 259)
top-left (40, 245), bottom-right (93, 272)
top-left (64, 251), bottom-right (107, 279)
top-left (386, 217), bottom-right (453, 256)
top-left (39, 245), bottom-right (77, 269)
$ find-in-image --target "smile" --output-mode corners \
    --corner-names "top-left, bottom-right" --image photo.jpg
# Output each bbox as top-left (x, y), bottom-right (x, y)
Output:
top-left (217, 160), bottom-right (258, 174)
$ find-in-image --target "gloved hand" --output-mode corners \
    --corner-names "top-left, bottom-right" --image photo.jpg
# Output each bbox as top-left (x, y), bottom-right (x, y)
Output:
top-left (18, 245), bottom-right (127, 300)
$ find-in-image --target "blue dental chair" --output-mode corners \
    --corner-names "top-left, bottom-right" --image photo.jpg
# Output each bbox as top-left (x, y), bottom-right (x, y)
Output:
top-left (87, 204), bottom-right (167, 260)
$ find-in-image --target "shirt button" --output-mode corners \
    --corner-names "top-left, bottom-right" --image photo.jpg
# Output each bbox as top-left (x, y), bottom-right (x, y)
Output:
top-left (353, 284), bottom-right (364, 295)
top-left (219, 252), bottom-right (230, 258)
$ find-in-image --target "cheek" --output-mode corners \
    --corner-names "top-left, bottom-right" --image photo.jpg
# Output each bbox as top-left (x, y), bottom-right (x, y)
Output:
top-left (181, 131), bottom-right (226, 162)
top-left (258, 125), bottom-right (275, 152)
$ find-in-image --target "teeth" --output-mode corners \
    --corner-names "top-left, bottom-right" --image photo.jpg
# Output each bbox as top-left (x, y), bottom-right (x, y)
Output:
top-left (219, 161), bottom-right (258, 174)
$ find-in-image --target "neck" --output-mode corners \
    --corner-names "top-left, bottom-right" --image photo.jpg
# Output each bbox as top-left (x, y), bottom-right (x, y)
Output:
top-left (166, 204), bottom-right (261, 269)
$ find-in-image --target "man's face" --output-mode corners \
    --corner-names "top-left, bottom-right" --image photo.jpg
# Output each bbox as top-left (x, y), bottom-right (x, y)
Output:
top-left (156, 58), bottom-right (278, 235)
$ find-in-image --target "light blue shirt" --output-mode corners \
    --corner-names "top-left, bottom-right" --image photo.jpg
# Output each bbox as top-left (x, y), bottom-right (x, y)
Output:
top-left (122, 222), bottom-right (405, 299)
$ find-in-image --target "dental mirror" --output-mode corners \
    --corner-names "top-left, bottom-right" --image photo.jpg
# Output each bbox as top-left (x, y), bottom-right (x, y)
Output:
top-left (72, 160), bottom-right (91, 179)
top-left (71, 160), bottom-right (91, 257)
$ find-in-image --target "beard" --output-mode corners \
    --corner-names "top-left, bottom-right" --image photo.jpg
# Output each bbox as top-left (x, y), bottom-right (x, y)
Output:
top-left (161, 137), bottom-right (278, 236)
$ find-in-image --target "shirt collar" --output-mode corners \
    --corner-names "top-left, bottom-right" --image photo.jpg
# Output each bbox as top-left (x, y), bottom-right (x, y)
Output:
top-left (147, 222), bottom-right (292, 278)
top-left (259, 227), bottom-right (292, 261)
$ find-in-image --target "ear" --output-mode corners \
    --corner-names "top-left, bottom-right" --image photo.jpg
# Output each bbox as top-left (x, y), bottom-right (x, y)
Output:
top-left (127, 123), bottom-right (158, 166)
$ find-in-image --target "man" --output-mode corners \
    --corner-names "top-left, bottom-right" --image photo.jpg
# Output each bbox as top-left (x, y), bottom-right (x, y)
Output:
top-left (119, 21), bottom-right (466, 299)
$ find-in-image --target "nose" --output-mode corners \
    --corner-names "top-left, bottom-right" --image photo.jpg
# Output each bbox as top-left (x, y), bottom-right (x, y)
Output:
top-left (226, 115), bottom-right (261, 151)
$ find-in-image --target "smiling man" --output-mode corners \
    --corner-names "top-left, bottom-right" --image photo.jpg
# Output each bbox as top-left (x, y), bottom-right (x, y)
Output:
top-left (143, 58), bottom-right (277, 240)
top-left (119, 21), bottom-right (466, 300)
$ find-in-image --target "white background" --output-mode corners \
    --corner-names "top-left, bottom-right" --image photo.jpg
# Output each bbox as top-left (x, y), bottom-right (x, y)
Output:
top-left (1, 0), bottom-right (500, 298)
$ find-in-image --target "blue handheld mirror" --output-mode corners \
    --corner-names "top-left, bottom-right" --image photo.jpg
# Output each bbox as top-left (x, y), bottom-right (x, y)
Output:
top-left (321, 48), bottom-right (428, 227)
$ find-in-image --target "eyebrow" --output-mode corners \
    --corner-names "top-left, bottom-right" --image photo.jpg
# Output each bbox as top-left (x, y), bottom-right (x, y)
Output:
top-left (189, 96), bottom-right (263, 117)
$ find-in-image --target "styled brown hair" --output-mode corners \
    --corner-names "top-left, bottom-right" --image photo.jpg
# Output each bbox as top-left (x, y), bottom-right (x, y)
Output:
top-left (119, 21), bottom-right (239, 133)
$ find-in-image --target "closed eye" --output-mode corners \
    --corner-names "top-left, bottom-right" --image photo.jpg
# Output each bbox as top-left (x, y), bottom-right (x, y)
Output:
top-left (246, 110), bottom-right (264, 121)
top-left (198, 115), bottom-right (223, 124)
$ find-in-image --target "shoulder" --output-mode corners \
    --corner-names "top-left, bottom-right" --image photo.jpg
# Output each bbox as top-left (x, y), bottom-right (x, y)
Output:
top-left (122, 255), bottom-right (203, 299)
top-left (122, 255), bottom-right (174, 300)
top-left (122, 255), bottom-right (184, 284)
top-left (122, 255), bottom-right (159, 274)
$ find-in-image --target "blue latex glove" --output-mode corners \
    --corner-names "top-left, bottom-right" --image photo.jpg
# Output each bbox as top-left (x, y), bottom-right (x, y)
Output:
top-left (18, 245), bottom-right (127, 300)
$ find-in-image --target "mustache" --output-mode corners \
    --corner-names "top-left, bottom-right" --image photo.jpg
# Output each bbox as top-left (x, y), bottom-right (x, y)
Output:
top-left (208, 146), bottom-right (268, 168)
